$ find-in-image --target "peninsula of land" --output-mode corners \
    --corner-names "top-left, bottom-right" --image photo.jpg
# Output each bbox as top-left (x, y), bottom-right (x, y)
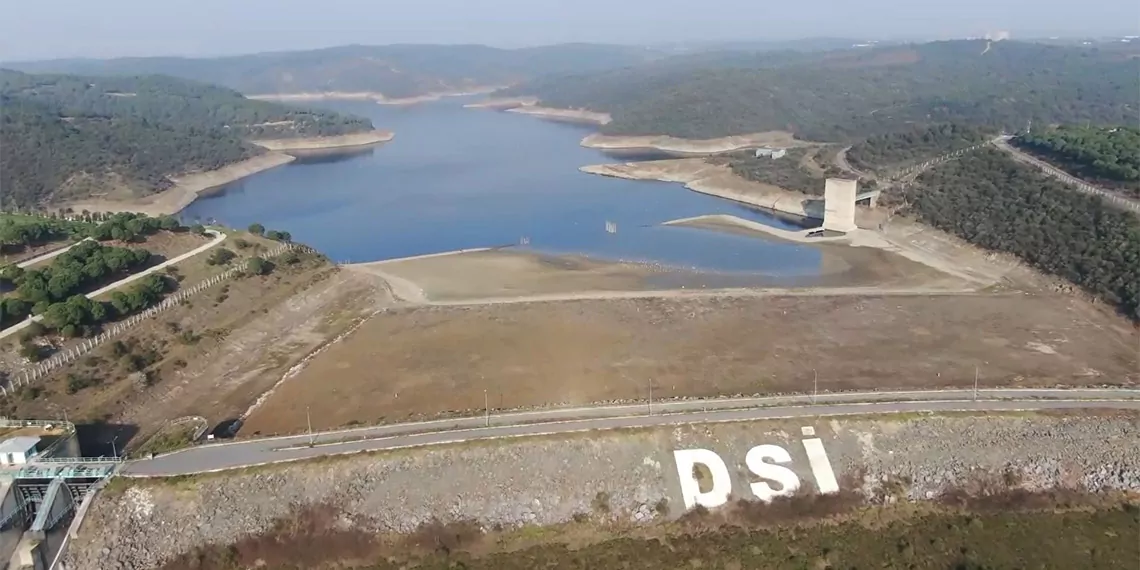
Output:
top-left (63, 130), bottom-right (395, 216)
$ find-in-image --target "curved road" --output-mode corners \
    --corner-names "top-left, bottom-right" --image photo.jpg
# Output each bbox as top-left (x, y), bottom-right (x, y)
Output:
top-left (14, 238), bottom-right (95, 269)
top-left (123, 388), bottom-right (1139, 476)
top-left (0, 230), bottom-right (226, 341)
top-left (993, 136), bottom-right (1140, 214)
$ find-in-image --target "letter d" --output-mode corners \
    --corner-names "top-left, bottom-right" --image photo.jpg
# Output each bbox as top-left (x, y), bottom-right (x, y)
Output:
top-left (673, 449), bottom-right (732, 510)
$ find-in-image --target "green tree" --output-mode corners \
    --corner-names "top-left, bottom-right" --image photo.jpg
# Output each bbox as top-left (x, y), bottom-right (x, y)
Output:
top-left (248, 223), bottom-right (265, 236)
top-left (245, 257), bottom-right (269, 276)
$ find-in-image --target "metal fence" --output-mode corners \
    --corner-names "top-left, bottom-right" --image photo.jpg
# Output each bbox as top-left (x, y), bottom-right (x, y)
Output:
top-left (1, 242), bottom-right (316, 398)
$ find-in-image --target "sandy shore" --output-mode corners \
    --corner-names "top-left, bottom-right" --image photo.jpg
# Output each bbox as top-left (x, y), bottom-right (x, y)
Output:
top-left (246, 87), bottom-right (503, 105)
top-left (246, 92), bottom-right (383, 102)
top-left (348, 249), bottom-right (663, 302)
top-left (376, 87), bottom-right (504, 106)
top-left (580, 131), bottom-right (805, 156)
top-left (505, 106), bottom-right (612, 125)
top-left (666, 214), bottom-right (997, 288)
top-left (581, 159), bottom-right (833, 220)
top-left (463, 97), bottom-right (539, 109)
top-left (463, 97), bottom-right (611, 125)
top-left (251, 130), bottom-right (395, 151)
top-left (63, 153), bottom-right (296, 216)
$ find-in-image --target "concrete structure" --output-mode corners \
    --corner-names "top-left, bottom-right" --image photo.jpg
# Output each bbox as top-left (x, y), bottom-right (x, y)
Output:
top-left (823, 178), bottom-right (859, 233)
top-left (0, 420), bottom-right (112, 570)
top-left (754, 147), bottom-right (786, 159)
top-left (0, 439), bottom-right (40, 467)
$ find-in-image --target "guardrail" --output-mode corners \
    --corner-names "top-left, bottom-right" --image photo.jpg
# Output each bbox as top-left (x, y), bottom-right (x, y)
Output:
top-left (34, 457), bottom-right (124, 464)
top-left (1, 243), bottom-right (318, 399)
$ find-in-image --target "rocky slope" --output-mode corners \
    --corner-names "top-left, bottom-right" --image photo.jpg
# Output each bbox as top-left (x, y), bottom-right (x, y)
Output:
top-left (70, 412), bottom-right (1139, 570)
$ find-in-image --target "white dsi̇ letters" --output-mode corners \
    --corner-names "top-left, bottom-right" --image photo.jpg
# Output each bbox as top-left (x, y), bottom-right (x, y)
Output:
top-left (673, 435), bottom-right (837, 511)
top-left (745, 444), bottom-right (801, 502)
top-left (671, 448), bottom-right (733, 509)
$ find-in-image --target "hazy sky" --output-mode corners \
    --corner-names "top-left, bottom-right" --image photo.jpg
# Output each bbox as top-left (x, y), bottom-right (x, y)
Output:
top-left (2, 0), bottom-right (1136, 61)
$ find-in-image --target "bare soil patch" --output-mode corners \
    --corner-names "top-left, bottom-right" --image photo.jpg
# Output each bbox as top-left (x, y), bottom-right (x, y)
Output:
top-left (242, 293), bottom-right (1138, 434)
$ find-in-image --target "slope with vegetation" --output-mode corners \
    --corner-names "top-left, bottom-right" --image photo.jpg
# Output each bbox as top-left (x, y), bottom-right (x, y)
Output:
top-left (7, 44), bottom-right (660, 99)
top-left (908, 149), bottom-right (1140, 320)
top-left (709, 148), bottom-right (845, 196)
top-left (1014, 126), bottom-right (1140, 198)
top-left (503, 41), bottom-right (1139, 141)
top-left (846, 123), bottom-right (993, 174)
top-left (0, 213), bottom-right (189, 329)
top-left (0, 69), bottom-right (374, 209)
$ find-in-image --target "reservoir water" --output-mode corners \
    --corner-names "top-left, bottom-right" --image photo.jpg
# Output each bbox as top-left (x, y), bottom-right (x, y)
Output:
top-left (182, 99), bottom-right (824, 274)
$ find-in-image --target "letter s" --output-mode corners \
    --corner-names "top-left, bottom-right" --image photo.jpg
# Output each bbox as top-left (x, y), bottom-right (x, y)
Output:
top-left (672, 448), bottom-right (732, 510)
top-left (745, 444), bottom-right (801, 502)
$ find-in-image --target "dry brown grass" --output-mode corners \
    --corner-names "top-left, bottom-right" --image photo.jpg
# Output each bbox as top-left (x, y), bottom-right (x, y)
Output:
top-left (242, 293), bottom-right (1138, 434)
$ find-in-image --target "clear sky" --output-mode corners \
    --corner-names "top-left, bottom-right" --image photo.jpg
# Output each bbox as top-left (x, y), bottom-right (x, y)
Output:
top-left (2, 0), bottom-right (1136, 61)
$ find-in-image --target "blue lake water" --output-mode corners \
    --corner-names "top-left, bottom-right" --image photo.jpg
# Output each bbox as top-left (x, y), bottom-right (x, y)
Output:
top-left (182, 99), bottom-right (824, 274)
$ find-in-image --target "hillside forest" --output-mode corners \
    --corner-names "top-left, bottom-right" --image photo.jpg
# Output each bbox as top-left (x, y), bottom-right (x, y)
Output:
top-left (846, 124), bottom-right (994, 174)
top-left (1013, 126), bottom-right (1140, 198)
top-left (503, 41), bottom-right (1139, 142)
top-left (909, 149), bottom-right (1140, 321)
top-left (0, 70), bottom-right (373, 209)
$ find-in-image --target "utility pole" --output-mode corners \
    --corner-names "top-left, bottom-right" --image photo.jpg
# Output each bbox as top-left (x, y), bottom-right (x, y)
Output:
top-left (648, 379), bottom-right (653, 416)
top-left (813, 369), bottom-right (818, 405)
top-left (307, 406), bottom-right (314, 446)
top-left (973, 366), bottom-right (979, 401)
top-left (484, 389), bottom-right (490, 427)
top-left (110, 436), bottom-right (118, 459)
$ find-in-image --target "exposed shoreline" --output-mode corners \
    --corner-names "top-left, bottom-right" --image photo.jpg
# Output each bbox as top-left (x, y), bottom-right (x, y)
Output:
top-left (580, 159), bottom-right (829, 220)
top-left (251, 130), bottom-right (395, 151)
top-left (506, 105), bottom-right (612, 125)
top-left (580, 131), bottom-right (805, 156)
top-left (246, 87), bottom-right (504, 105)
top-left (59, 130), bottom-right (398, 216)
top-left (63, 152), bottom-right (296, 216)
top-left (463, 96), bottom-right (539, 109)
top-left (463, 96), bottom-right (611, 125)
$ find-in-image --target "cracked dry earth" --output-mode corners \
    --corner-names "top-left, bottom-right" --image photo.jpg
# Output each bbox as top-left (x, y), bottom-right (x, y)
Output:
top-left (71, 412), bottom-right (1139, 570)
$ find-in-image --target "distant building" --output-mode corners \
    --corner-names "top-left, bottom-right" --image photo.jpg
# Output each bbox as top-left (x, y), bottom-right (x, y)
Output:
top-left (754, 147), bottom-right (787, 159)
top-left (0, 437), bottom-right (41, 466)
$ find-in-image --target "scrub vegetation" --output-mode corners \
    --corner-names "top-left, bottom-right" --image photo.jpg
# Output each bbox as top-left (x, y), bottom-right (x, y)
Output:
top-left (157, 494), bottom-right (1139, 570)
top-left (0, 69), bottom-right (373, 208)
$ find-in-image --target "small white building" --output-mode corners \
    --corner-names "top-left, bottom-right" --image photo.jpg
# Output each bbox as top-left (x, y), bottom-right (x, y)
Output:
top-left (754, 147), bottom-right (787, 159)
top-left (0, 436), bottom-right (40, 466)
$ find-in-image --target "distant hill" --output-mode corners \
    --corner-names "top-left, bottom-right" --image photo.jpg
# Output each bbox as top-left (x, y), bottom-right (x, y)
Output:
top-left (500, 40), bottom-right (1140, 141)
top-left (6, 44), bottom-right (662, 99)
top-left (0, 70), bottom-right (374, 208)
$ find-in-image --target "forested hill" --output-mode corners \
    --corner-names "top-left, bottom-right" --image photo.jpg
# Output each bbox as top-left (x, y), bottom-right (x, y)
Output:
top-left (0, 70), bottom-right (374, 208)
top-left (6, 44), bottom-right (660, 99)
top-left (502, 40), bottom-right (1140, 141)
top-left (1014, 126), bottom-right (1140, 197)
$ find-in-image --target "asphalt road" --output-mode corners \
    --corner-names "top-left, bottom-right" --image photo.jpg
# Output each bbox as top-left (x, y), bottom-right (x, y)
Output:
top-left (122, 388), bottom-right (1140, 476)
